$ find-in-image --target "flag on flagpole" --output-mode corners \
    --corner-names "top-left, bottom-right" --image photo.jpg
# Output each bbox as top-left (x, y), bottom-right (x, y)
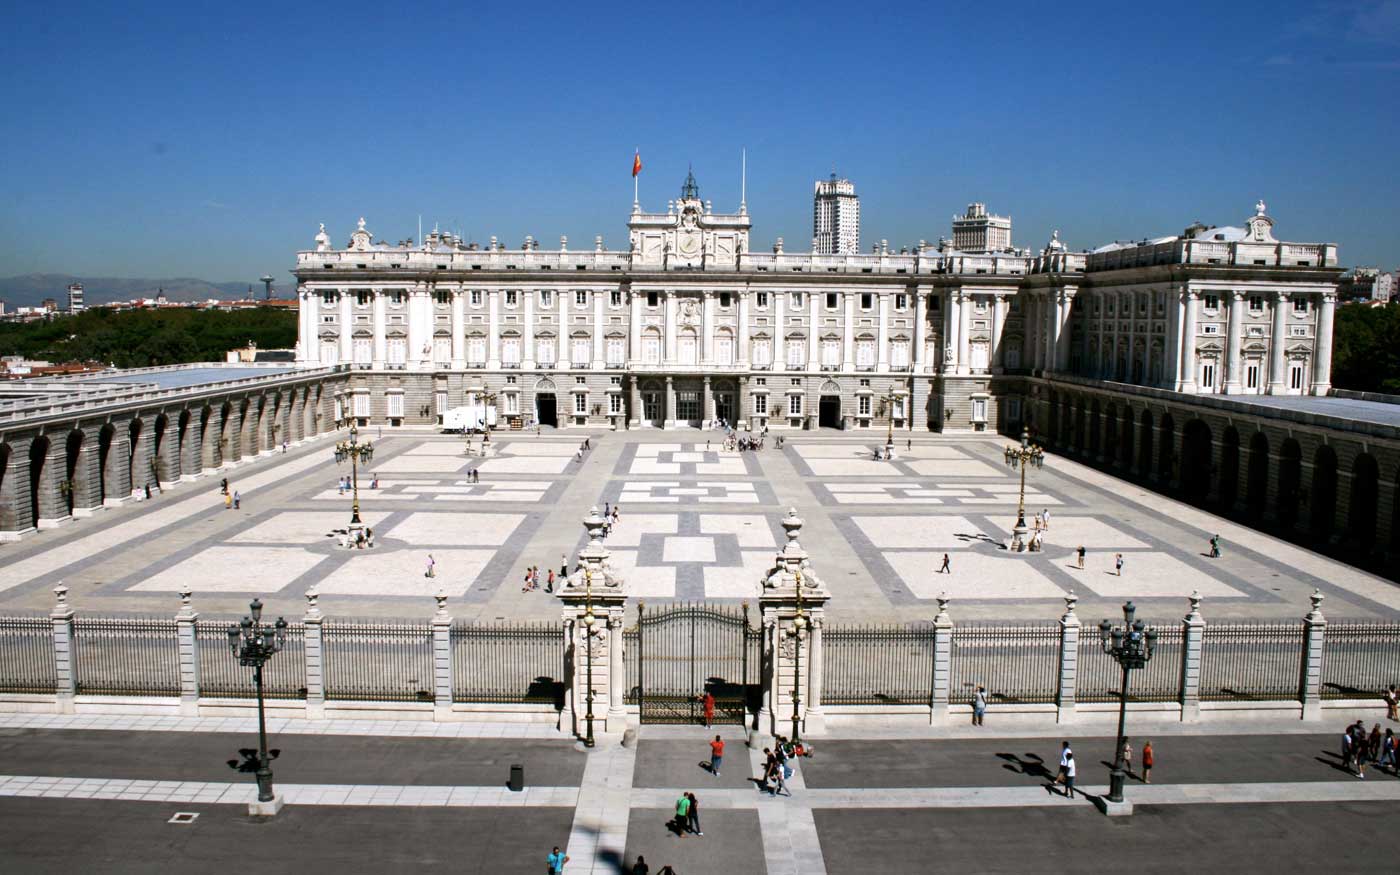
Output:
top-left (632, 151), bottom-right (643, 177)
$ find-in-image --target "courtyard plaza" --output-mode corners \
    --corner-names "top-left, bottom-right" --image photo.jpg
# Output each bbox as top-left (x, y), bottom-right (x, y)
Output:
top-left (0, 427), bottom-right (1397, 625)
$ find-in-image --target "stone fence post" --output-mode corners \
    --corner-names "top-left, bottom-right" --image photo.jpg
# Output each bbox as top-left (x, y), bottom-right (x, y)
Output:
top-left (930, 594), bottom-right (952, 725)
top-left (758, 509), bottom-right (831, 740)
top-left (50, 585), bottom-right (76, 714)
top-left (1180, 591), bottom-right (1204, 722)
top-left (1056, 593), bottom-right (1080, 723)
top-left (175, 587), bottom-right (200, 716)
top-left (431, 592), bottom-right (453, 719)
top-left (1300, 589), bottom-right (1325, 721)
top-left (303, 588), bottom-right (325, 719)
top-left (557, 507), bottom-right (629, 740)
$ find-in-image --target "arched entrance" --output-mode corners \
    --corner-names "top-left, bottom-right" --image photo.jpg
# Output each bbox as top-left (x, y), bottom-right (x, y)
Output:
top-left (639, 380), bottom-right (663, 428)
top-left (0, 443), bottom-right (11, 530)
top-left (818, 380), bottom-right (842, 430)
top-left (534, 379), bottom-right (558, 428)
top-left (712, 379), bottom-right (736, 426)
top-left (127, 418), bottom-right (144, 493)
top-left (1181, 419), bottom-right (1212, 502)
top-left (153, 413), bottom-right (169, 486)
top-left (1137, 410), bottom-right (1154, 479)
top-left (1348, 453), bottom-right (1379, 550)
top-left (1157, 414), bottom-right (1176, 483)
top-left (1246, 432), bottom-right (1269, 518)
top-left (1118, 406), bottom-right (1134, 468)
top-left (28, 435), bottom-right (49, 525)
top-left (64, 430), bottom-right (84, 514)
top-left (1310, 445), bottom-right (1338, 540)
top-left (1278, 439), bottom-right (1302, 527)
top-left (98, 424), bottom-right (115, 502)
top-left (1219, 427), bottom-right (1240, 509)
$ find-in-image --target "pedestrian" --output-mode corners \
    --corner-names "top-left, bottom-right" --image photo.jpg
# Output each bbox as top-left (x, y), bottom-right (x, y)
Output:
top-left (702, 691), bottom-right (715, 728)
top-left (221, 477), bottom-right (229, 495)
top-left (1379, 729), bottom-right (1398, 773)
top-left (1062, 752), bottom-right (1077, 798)
top-left (939, 553), bottom-right (951, 574)
top-left (761, 747), bottom-right (778, 794)
top-left (631, 856), bottom-right (649, 875)
top-left (1209, 534), bottom-right (1221, 558)
top-left (1042, 509), bottom-right (1051, 530)
top-left (1055, 741), bottom-right (1072, 787)
top-left (1141, 740), bottom-right (1154, 783)
top-left (547, 846), bottom-right (569, 874)
top-left (1076, 545), bottom-right (1086, 569)
top-left (685, 792), bottom-right (702, 836)
top-left (772, 757), bottom-right (791, 796)
top-left (604, 502), bottom-right (611, 519)
top-left (1342, 723), bottom-right (1356, 773)
top-left (1368, 723), bottom-right (1383, 765)
top-left (1114, 553), bottom-right (1124, 576)
top-left (972, 685), bottom-right (987, 726)
top-left (673, 792), bottom-right (691, 835)
top-left (365, 527), bottom-right (375, 548)
top-left (282, 440), bottom-right (288, 454)
top-left (225, 491), bottom-right (233, 510)
top-left (1384, 685), bottom-right (1398, 721)
top-left (907, 438), bottom-right (911, 451)
top-left (426, 554), bottom-right (437, 578)
top-left (658, 867), bottom-right (676, 875)
top-left (546, 569), bottom-right (555, 593)
top-left (709, 734), bottom-right (724, 777)
top-left (1121, 737), bottom-right (1133, 777)
top-left (233, 490), bottom-right (241, 509)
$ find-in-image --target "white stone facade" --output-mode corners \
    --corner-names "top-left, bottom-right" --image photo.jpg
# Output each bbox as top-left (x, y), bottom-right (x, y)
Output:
top-left (293, 181), bottom-right (1341, 432)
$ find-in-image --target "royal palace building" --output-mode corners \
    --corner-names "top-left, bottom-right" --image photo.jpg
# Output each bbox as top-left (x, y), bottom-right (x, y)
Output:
top-left (293, 174), bottom-right (1341, 434)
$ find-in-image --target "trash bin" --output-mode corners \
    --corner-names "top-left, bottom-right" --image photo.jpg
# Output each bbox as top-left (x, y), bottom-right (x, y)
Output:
top-left (509, 763), bottom-right (524, 792)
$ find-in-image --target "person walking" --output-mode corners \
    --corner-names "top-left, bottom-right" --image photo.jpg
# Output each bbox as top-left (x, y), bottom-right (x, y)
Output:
top-left (1055, 741), bottom-right (1072, 787)
top-left (972, 685), bottom-right (987, 726)
top-left (224, 491), bottom-right (233, 510)
top-left (760, 748), bottom-right (778, 794)
top-left (1209, 534), bottom-right (1221, 558)
top-left (939, 553), bottom-right (951, 574)
top-left (1121, 737), bottom-right (1133, 778)
top-left (547, 847), bottom-right (569, 874)
top-left (1062, 752), bottom-right (1077, 798)
top-left (702, 691), bottom-right (715, 728)
top-left (1042, 509), bottom-right (1051, 530)
top-left (673, 792), bottom-right (692, 835)
top-left (1076, 546), bottom-right (1086, 569)
top-left (1114, 553), bottom-right (1124, 576)
top-left (1384, 685), bottom-right (1398, 721)
top-left (1141, 740), bottom-right (1154, 783)
top-left (546, 569), bottom-right (555, 593)
top-left (772, 758), bottom-right (792, 796)
top-left (221, 477), bottom-right (229, 496)
top-left (685, 792), bottom-right (702, 836)
top-left (630, 856), bottom-right (649, 875)
top-left (709, 735), bottom-right (724, 777)
top-left (426, 554), bottom-right (437, 578)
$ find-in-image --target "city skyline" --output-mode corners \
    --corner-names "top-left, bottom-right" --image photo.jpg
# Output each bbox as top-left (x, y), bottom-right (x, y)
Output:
top-left (1, 0), bottom-right (1398, 281)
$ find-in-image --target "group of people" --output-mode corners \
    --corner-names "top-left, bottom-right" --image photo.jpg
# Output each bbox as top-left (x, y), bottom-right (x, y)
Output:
top-left (1342, 718), bottom-right (1398, 778)
top-left (1051, 738), bottom-right (1154, 799)
top-left (759, 736), bottom-right (811, 796)
top-left (525, 504), bottom-right (621, 593)
top-left (1070, 545), bottom-right (1125, 575)
top-left (340, 526), bottom-right (375, 549)
top-left (574, 438), bottom-right (592, 463)
top-left (219, 478), bottom-right (241, 510)
top-left (335, 474), bottom-right (379, 493)
top-left (520, 565), bottom-right (556, 593)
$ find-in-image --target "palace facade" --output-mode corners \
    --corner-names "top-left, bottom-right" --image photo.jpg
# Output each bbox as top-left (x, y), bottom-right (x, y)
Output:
top-left (293, 175), bottom-right (1341, 433)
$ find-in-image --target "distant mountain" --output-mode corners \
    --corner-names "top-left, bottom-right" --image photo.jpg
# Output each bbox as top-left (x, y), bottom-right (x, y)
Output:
top-left (0, 274), bottom-right (269, 308)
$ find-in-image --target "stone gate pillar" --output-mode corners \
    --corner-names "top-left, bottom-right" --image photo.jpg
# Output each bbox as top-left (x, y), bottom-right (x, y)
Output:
top-left (1300, 589), bottom-right (1326, 721)
top-left (757, 508), bottom-right (831, 741)
top-left (557, 507), bottom-right (628, 740)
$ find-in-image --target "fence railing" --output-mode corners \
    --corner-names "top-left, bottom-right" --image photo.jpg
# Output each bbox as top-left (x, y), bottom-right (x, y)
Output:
top-left (72, 616), bottom-right (181, 695)
top-left (1199, 623), bottom-right (1305, 701)
top-left (950, 623), bottom-right (1060, 704)
top-left (1320, 622), bottom-right (1400, 699)
top-left (451, 622), bottom-right (562, 705)
top-left (323, 621), bottom-right (434, 702)
top-left (0, 616), bottom-right (56, 694)
top-left (823, 624), bottom-right (934, 705)
top-left (196, 621), bottom-right (307, 699)
top-left (1077, 626), bottom-right (1184, 703)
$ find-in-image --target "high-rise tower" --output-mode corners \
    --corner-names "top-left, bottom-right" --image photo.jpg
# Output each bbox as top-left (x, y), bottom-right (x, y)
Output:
top-left (813, 173), bottom-right (860, 254)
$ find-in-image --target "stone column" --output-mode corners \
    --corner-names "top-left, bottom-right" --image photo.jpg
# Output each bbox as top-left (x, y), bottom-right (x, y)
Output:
top-left (629, 376), bottom-right (641, 429)
top-left (0, 437), bottom-right (34, 536)
top-left (302, 588), bottom-right (325, 719)
top-left (956, 292), bottom-right (971, 376)
top-left (737, 375), bottom-right (750, 431)
top-left (594, 289), bottom-right (607, 368)
top-left (1045, 292), bottom-right (1060, 374)
top-left (130, 420), bottom-right (154, 498)
top-left (1312, 292), bottom-right (1336, 394)
top-left (556, 507), bottom-right (629, 738)
top-left (450, 290), bottom-right (466, 369)
top-left (702, 375), bottom-right (713, 424)
top-left (525, 289), bottom-right (538, 369)
top-left (1056, 593), bottom-right (1080, 723)
top-left (738, 291), bottom-right (751, 365)
top-left (431, 592), bottom-right (453, 720)
top-left (808, 292), bottom-right (821, 371)
top-left (372, 289), bottom-right (387, 368)
top-left (1056, 289), bottom-right (1076, 373)
top-left (1180, 591), bottom-right (1204, 722)
top-left (758, 509), bottom-right (832, 740)
top-left (913, 290), bottom-right (928, 373)
top-left (990, 294), bottom-right (1007, 374)
top-left (1300, 589), bottom-right (1325, 720)
top-left (701, 291), bottom-right (714, 365)
top-left (1267, 291), bottom-right (1290, 394)
top-left (50, 585), bottom-right (77, 713)
top-left (842, 292), bottom-right (855, 370)
top-left (487, 290), bottom-right (501, 369)
top-left (200, 409), bottom-right (222, 472)
top-left (877, 292), bottom-right (890, 372)
top-left (176, 587), bottom-right (200, 716)
top-left (665, 291), bottom-right (678, 362)
top-left (664, 375), bottom-right (675, 429)
top-left (72, 426), bottom-right (103, 514)
top-left (773, 293), bottom-right (786, 372)
top-left (1177, 289), bottom-right (1199, 391)
top-left (1224, 291), bottom-right (1246, 393)
top-left (930, 595), bottom-right (952, 725)
top-left (156, 418), bottom-right (181, 483)
top-left (338, 291), bottom-right (353, 363)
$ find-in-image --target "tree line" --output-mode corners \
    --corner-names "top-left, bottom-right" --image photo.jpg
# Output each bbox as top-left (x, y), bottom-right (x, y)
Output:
top-left (0, 307), bottom-right (297, 369)
top-left (1332, 304), bottom-right (1400, 394)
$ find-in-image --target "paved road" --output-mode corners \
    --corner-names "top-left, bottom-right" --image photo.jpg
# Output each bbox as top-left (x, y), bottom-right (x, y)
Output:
top-left (815, 801), bottom-right (1397, 874)
top-left (0, 797), bottom-right (574, 874)
top-left (0, 729), bottom-right (586, 786)
top-left (801, 733), bottom-right (1355, 788)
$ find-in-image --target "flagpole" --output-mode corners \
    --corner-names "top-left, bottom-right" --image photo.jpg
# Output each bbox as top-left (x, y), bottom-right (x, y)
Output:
top-left (740, 147), bottom-right (747, 214)
top-left (633, 146), bottom-right (639, 208)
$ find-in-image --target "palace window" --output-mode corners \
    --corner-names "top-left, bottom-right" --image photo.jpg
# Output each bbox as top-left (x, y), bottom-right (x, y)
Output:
top-left (607, 337), bottom-right (625, 365)
top-left (720, 292), bottom-right (731, 308)
top-left (752, 339), bottom-right (772, 366)
top-left (1201, 362), bottom-right (1216, 389)
top-left (574, 393), bottom-right (588, 415)
top-left (891, 340), bottom-right (910, 367)
top-left (575, 290), bottom-right (588, 307)
top-left (386, 393), bottom-right (404, 418)
top-left (787, 394), bottom-right (803, 417)
top-left (642, 330), bottom-right (661, 364)
top-left (1290, 362), bottom-right (1306, 389)
top-left (825, 292), bottom-right (839, 310)
top-left (791, 292), bottom-right (804, 307)
top-left (389, 291), bottom-right (405, 305)
top-left (786, 339), bottom-right (805, 367)
top-left (1204, 294), bottom-right (1219, 311)
top-left (610, 290), bottom-right (622, 307)
top-left (1249, 295), bottom-right (1263, 312)
top-left (387, 338), bottom-right (407, 365)
top-left (540, 289), bottom-right (552, 307)
top-left (435, 390), bottom-right (448, 413)
top-left (434, 291), bottom-right (450, 305)
top-left (855, 339), bottom-right (875, 368)
top-left (647, 291), bottom-right (659, 307)
top-left (571, 337), bottom-right (590, 365)
top-left (1293, 298), bottom-right (1309, 313)
top-left (536, 338), bottom-right (556, 365)
top-left (822, 338), bottom-right (840, 367)
top-left (467, 337), bottom-right (486, 365)
top-left (504, 290), bottom-right (517, 306)
top-left (756, 292), bottom-right (768, 308)
top-left (609, 393), bottom-right (623, 415)
top-left (754, 394), bottom-right (768, 415)
top-left (895, 294), bottom-right (907, 310)
top-left (355, 291), bottom-right (370, 306)
top-left (432, 337), bottom-right (451, 365)
top-left (858, 395), bottom-right (871, 416)
top-left (503, 393), bottom-right (519, 414)
top-left (353, 393), bottom-right (369, 418)
top-left (502, 337), bottom-right (521, 365)
top-left (1246, 363), bottom-right (1260, 389)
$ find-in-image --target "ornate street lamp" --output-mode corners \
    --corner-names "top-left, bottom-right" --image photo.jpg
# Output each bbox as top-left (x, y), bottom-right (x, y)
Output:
top-left (784, 571), bottom-right (809, 742)
top-left (876, 387), bottom-right (900, 457)
top-left (227, 598), bottom-right (288, 805)
top-left (1003, 428), bottom-right (1045, 552)
top-left (1098, 601), bottom-right (1157, 804)
top-left (580, 569), bottom-right (605, 748)
top-left (333, 423), bottom-right (374, 528)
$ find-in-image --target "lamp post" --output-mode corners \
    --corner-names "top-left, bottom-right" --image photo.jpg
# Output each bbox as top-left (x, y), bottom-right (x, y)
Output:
top-left (580, 569), bottom-right (603, 748)
top-left (784, 571), bottom-right (808, 742)
top-left (876, 387), bottom-right (899, 458)
top-left (1098, 600), bottom-right (1157, 804)
top-left (333, 423), bottom-right (374, 529)
top-left (226, 598), bottom-right (288, 804)
top-left (1003, 428), bottom-right (1045, 551)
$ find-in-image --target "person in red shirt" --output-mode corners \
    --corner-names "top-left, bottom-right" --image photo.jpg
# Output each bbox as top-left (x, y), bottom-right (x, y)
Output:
top-left (702, 691), bottom-right (715, 728)
top-left (708, 735), bottom-right (724, 777)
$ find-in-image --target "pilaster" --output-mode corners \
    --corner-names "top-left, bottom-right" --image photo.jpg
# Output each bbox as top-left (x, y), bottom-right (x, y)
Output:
top-left (1056, 593), bottom-right (1080, 723)
top-left (930, 594), bottom-right (952, 725)
top-left (51, 585), bottom-right (76, 713)
top-left (1180, 591), bottom-right (1204, 722)
top-left (1300, 589), bottom-right (1325, 720)
top-left (302, 588), bottom-right (325, 719)
top-left (431, 592), bottom-right (454, 720)
top-left (175, 587), bottom-right (200, 716)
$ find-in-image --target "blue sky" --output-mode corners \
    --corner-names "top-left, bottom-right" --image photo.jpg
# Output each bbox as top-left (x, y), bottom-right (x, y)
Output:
top-left (1, 0), bottom-right (1397, 282)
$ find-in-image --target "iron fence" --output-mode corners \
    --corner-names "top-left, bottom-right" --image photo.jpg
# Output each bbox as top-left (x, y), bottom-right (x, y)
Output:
top-left (624, 628), bottom-right (639, 704)
top-left (1199, 623), bottom-right (1305, 701)
top-left (823, 624), bottom-right (934, 705)
top-left (322, 621), bottom-right (433, 702)
top-left (451, 622), bottom-right (562, 705)
top-left (1320, 621), bottom-right (1400, 700)
top-left (195, 620), bottom-right (307, 699)
top-left (0, 616), bottom-right (56, 694)
top-left (72, 616), bottom-right (180, 695)
top-left (1076, 625), bottom-right (1183, 703)
top-left (950, 623), bottom-right (1060, 704)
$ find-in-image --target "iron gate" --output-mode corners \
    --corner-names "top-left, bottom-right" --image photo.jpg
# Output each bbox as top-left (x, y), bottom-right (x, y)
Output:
top-left (628, 602), bottom-right (759, 725)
